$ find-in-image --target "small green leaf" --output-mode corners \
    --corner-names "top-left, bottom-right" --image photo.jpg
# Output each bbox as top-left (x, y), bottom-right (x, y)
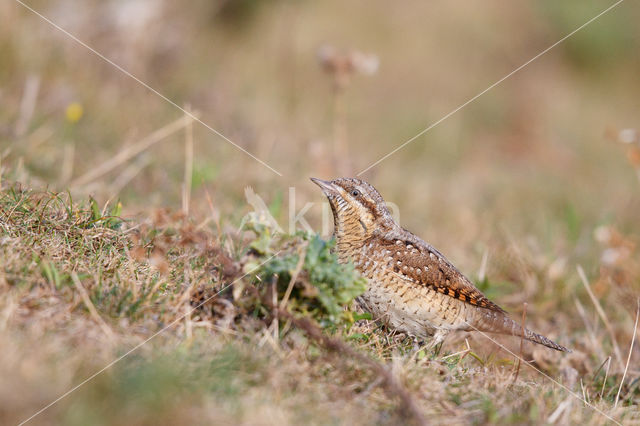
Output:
top-left (352, 312), bottom-right (372, 321)
top-left (89, 196), bottom-right (101, 222)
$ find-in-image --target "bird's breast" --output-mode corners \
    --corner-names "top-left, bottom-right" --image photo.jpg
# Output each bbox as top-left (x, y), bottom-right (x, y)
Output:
top-left (348, 244), bottom-right (474, 339)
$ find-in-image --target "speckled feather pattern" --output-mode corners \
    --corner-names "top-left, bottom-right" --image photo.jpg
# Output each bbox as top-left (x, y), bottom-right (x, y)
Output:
top-left (313, 177), bottom-right (569, 352)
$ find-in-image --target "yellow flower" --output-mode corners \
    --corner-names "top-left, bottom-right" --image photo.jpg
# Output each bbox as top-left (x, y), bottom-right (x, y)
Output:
top-left (65, 102), bottom-right (83, 123)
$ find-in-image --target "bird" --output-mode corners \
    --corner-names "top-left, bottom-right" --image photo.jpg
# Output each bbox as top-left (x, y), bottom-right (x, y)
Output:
top-left (311, 177), bottom-right (570, 352)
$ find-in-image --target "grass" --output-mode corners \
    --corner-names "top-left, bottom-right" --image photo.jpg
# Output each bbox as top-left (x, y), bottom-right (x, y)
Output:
top-left (2, 1), bottom-right (640, 424)
top-left (0, 184), bottom-right (638, 425)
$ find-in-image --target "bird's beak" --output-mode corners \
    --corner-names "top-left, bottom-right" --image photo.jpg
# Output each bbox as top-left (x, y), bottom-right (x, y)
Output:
top-left (310, 177), bottom-right (337, 196)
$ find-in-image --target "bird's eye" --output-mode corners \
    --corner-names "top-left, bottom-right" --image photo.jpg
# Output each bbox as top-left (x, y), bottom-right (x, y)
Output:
top-left (351, 190), bottom-right (360, 197)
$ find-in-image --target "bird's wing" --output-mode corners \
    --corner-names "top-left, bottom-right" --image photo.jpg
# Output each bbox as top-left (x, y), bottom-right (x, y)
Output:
top-left (376, 232), bottom-right (506, 313)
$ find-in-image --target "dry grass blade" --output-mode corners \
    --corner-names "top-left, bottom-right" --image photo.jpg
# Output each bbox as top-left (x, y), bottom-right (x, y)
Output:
top-left (109, 156), bottom-right (151, 196)
top-left (547, 396), bottom-right (573, 424)
top-left (182, 106), bottom-right (194, 216)
top-left (71, 272), bottom-right (114, 341)
top-left (270, 280), bottom-right (278, 341)
top-left (577, 265), bottom-right (624, 369)
top-left (614, 298), bottom-right (639, 408)
top-left (70, 114), bottom-right (195, 188)
top-left (478, 249), bottom-right (489, 283)
top-left (574, 298), bottom-right (605, 361)
top-left (512, 302), bottom-right (527, 383)
top-left (279, 241), bottom-right (308, 311)
top-left (440, 338), bottom-right (472, 362)
top-left (15, 74), bottom-right (40, 137)
top-left (601, 356), bottom-right (611, 401)
top-left (59, 143), bottom-right (75, 185)
top-left (590, 355), bottom-right (612, 401)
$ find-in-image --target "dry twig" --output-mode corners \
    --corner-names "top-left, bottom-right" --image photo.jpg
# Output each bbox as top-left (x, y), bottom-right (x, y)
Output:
top-left (272, 306), bottom-right (428, 425)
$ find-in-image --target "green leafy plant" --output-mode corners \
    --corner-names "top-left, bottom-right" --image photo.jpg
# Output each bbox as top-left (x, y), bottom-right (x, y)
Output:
top-left (242, 216), bottom-right (366, 328)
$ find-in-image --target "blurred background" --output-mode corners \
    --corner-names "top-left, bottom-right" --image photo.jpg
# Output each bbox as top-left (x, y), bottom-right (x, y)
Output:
top-left (2, 1), bottom-right (640, 423)
top-left (2, 0), bottom-right (640, 300)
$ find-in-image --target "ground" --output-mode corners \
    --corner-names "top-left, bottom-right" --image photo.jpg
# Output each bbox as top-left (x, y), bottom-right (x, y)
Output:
top-left (1, 1), bottom-right (639, 424)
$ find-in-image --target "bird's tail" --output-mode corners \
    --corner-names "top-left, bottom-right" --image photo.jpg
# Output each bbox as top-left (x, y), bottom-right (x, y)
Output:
top-left (473, 311), bottom-right (571, 352)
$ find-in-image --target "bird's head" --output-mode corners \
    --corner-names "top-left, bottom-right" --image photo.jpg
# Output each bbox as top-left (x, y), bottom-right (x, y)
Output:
top-left (311, 177), bottom-right (394, 242)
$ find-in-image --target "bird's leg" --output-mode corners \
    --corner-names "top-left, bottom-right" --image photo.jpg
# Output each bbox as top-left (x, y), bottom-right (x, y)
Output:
top-left (425, 329), bottom-right (449, 355)
top-left (408, 331), bottom-right (448, 363)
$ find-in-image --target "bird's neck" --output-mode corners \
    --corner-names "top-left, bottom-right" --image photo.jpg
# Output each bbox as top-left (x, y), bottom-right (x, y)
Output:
top-left (332, 215), bottom-right (395, 263)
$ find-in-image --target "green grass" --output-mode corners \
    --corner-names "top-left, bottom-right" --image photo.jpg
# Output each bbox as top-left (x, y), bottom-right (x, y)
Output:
top-left (0, 186), bottom-right (638, 425)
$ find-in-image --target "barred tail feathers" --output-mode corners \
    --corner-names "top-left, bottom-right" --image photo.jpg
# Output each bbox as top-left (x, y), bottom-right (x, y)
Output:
top-left (472, 310), bottom-right (571, 352)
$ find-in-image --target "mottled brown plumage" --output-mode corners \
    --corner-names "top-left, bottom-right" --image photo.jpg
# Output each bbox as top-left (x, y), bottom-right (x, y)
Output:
top-left (312, 177), bottom-right (570, 352)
